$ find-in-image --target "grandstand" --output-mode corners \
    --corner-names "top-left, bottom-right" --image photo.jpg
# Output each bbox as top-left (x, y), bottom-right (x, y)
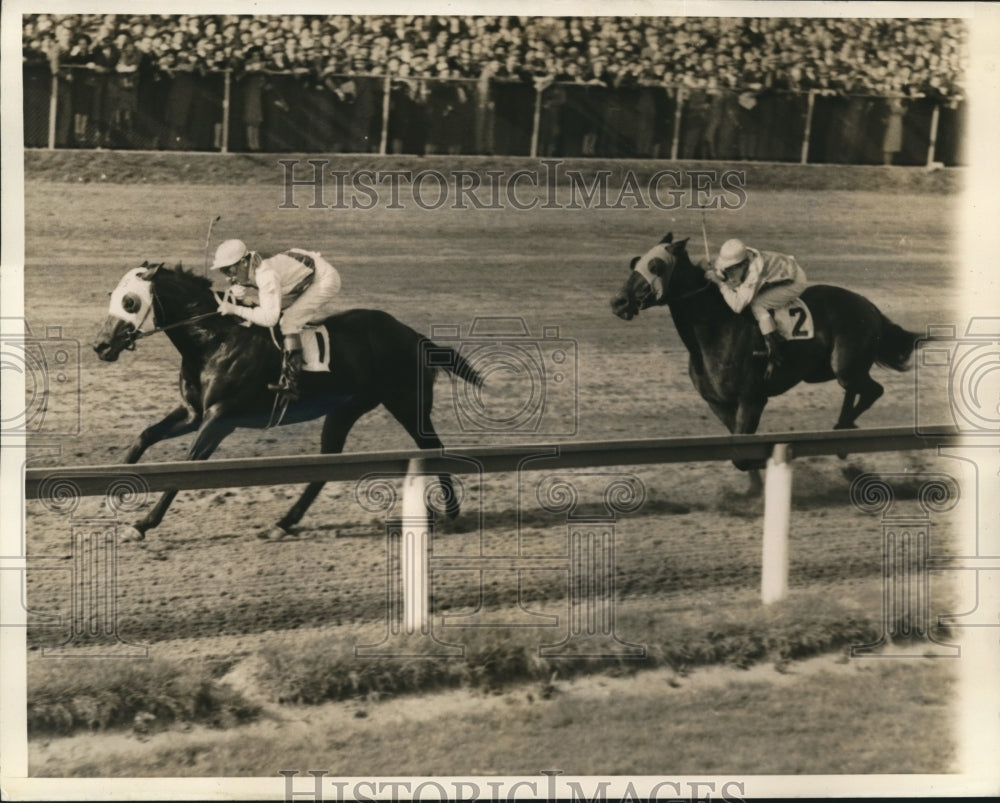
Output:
top-left (21, 15), bottom-right (967, 164)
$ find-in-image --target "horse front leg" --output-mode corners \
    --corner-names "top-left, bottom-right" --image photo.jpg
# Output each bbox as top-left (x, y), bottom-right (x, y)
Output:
top-left (123, 405), bottom-right (200, 463)
top-left (127, 406), bottom-right (236, 541)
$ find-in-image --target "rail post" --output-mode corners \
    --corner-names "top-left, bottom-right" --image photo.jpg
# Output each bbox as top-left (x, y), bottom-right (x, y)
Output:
top-left (379, 72), bottom-right (391, 156)
top-left (401, 458), bottom-right (430, 634)
top-left (530, 83), bottom-right (543, 158)
top-left (926, 103), bottom-right (941, 167)
top-left (48, 71), bottom-right (59, 150)
top-left (800, 90), bottom-right (816, 165)
top-left (670, 85), bottom-right (683, 160)
top-left (761, 443), bottom-right (792, 604)
top-left (220, 69), bottom-right (231, 154)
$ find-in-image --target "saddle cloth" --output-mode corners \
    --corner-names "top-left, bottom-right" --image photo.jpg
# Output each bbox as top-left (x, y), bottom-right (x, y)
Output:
top-left (300, 324), bottom-right (332, 372)
top-left (770, 299), bottom-right (815, 340)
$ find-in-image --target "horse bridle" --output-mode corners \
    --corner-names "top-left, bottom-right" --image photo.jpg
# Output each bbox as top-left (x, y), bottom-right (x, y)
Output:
top-left (632, 252), bottom-right (712, 308)
top-left (121, 281), bottom-right (223, 349)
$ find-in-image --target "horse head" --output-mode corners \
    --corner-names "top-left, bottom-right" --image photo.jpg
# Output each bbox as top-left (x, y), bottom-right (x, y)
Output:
top-left (610, 232), bottom-right (691, 321)
top-left (92, 262), bottom-right (167, 361)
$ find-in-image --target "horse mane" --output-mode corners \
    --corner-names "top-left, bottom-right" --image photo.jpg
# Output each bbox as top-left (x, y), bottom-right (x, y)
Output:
top-left (147, 263), bottom-right (213, 291)
top-left (145, 262), bottom-right (217, 316)
top-left (666, 240), bottom-right (718, 301)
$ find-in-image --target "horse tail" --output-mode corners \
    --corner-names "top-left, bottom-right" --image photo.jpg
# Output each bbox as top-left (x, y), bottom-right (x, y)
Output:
top-left (875, 315), bottom-right (918, 372)
top-left (428, 342), bottom-right (485, 387)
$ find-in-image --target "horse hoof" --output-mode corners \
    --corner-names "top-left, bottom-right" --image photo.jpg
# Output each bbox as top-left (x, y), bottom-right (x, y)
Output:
top-left (119, 524), bottom-right (146, 543)
top-left (263, 525), bottom-right (292, 541)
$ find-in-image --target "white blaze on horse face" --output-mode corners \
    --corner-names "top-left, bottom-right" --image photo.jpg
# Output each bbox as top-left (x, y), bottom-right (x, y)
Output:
top-left (633, 243), bottom-right (672, 301)
top-left (108, 268), bottom-right (154, 330)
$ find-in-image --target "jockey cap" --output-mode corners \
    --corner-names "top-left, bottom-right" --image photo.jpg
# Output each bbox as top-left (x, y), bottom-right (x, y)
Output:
top-left (715, 239), bottom-right (748, 271)
top-left (211, 239), bottom-right (250, 271)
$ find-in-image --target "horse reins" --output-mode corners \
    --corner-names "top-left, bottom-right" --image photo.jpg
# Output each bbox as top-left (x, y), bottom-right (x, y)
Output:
top-left (123, 282), bottom-right (291, 428)
top-left (124, 287), bottom-right (225, 348)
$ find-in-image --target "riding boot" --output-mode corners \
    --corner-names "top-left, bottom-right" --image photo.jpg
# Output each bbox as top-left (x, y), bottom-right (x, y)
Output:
top-left (269, 335), bottom-right (304, 402)
top-left (764, 331), bottom-right (784, 368)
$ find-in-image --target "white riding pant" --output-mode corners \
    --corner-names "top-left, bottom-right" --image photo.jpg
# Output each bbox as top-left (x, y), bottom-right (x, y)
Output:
top-left (751, 276), bottom-right (807, 335)
top-left (280, 253), bottom-right (342, 335)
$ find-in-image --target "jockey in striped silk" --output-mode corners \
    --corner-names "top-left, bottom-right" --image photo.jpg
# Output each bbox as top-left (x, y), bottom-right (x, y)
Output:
top-left (707, 238), bottom-right (807, 367)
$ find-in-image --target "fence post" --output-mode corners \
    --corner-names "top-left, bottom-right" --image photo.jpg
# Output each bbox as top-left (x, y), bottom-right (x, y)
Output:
top-left (530, 84), bottom-right (542, 158)
top-left (48, 71), bottom-right (59, 150)
top-left (670, 85), bottom-right (683, 160)
top-left (401, 458), bottom-right (430, 634)
top-left (220, 69), bottom-right (231, 154)
top-left (926, 103), bottom-right (941, 167)
top-left (379, 72), bottom-right (391, 156)
top-left (762, 443), bottom-right (792, 604)
top-left (800, 90), bottom-right (816, 165)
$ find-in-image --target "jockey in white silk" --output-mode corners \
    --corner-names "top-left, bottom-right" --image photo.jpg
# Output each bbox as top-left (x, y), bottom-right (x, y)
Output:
top-left (211, 238), bottom-right (341, 400)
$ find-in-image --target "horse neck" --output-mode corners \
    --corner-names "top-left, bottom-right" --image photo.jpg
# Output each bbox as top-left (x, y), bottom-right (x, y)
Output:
top-left (150, 273), bottom-right (222, 355)
top-left (663, 258), bottom-right (742, 355)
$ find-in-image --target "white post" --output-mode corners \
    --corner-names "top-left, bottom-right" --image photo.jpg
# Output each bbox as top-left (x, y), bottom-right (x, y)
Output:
top-left (379, 72), bottom-right (391, 156)
top-left (48, 72), bottom-right (59, 150)
top-left (800, 90), bottom-right (816, 165)
top-left (530, 84), bottom-right (543, 158)
top-left (761, 443), bottom-right (792, 604)
top-left (401, 458), bottom-right (430, 634)
top-left (670, 85), bottom-right (683, 160)
top-left (926, 104), bottom-right (941, 167)
top-left (221, 69), bottom-right (231, 154)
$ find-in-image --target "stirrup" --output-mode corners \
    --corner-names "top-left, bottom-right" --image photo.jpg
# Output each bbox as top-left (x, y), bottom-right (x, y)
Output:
top-left (268, 352), bottom-right (302, 402)
top-left (267, 372), bottom-right (301, 402)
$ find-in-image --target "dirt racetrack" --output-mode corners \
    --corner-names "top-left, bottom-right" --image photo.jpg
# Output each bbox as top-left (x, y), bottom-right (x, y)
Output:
top-left (19, 160), bottom-right (966, 774)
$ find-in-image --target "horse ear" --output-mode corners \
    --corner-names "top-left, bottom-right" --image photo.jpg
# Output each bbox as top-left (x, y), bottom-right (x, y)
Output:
top-left (674, 237), bottom-right (690, 251)
top-left (139, 260), bottom-right (149, 267)
top-left (175, 262), bottom-right (183, 271)
top-left (660, 232), bottom-right (673, 244)
top-left (629, 256), bottom-right (640, 271)
top-left (140, 264), bottom-right (161, 280)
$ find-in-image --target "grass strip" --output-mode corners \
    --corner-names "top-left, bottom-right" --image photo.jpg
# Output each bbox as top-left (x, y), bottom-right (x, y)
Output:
top-left (255, 590), bottom-right (933, 705)
top-left (28, 657), bottom-right (259, 737)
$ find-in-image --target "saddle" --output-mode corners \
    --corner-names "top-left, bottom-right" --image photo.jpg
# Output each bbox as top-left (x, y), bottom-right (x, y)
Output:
top-left (769, 299), bottom-right (814, 341)
top-left (751, 300), bottom-right (814, 360)
top-left (275, 323), bottom-right (332, 373)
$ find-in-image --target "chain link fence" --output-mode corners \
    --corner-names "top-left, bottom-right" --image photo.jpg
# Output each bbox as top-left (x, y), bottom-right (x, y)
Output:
top-left (23, 65), bottom-right (966, 166)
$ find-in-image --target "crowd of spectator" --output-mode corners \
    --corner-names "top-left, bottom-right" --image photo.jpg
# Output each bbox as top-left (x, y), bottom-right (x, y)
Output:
top-left (21, 14), bottom-right (967, 163)
top-left (23, 14), bottom-right (968, 95)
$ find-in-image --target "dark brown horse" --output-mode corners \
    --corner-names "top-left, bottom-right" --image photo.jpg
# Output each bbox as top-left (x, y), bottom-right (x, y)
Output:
top-left (93, 263), bottom-right (482, 539)
top-left (610, 233), bottom-right (917, 492)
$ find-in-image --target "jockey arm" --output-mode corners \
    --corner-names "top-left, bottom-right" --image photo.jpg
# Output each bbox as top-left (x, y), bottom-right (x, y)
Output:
top-left (711, 250), bottom-right (801, 315)
top-left (218, 266), bottom-right (282, 328)
top-left (717, 281), bottom-right (755, 314)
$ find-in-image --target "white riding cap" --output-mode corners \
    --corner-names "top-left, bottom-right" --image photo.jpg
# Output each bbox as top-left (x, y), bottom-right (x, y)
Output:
top-left (715, 238), bottom-right (748, 271)
top-left (211, 238), bottom-right (249, 270)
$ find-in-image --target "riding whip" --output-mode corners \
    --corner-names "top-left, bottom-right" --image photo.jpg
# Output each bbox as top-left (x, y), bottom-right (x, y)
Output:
top-left (204, 215), bottom-right (222, 277)
top-left (699, 205), bottom-right (711, 267)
